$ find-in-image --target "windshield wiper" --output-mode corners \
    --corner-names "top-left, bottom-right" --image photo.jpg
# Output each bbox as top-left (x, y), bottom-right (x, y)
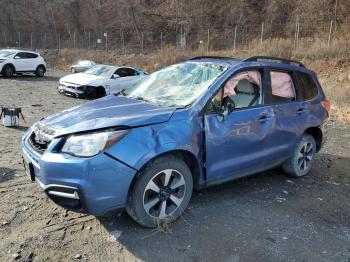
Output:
top-left (114, 89), bottom-right (127, 96)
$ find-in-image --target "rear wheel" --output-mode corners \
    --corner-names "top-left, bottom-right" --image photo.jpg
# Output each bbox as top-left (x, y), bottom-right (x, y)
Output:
top-left (283, 134), bottom-right (316, 177)
top-left (2, 65), bottom-right (14, 77)
top-left (126, 156), bottom-right (193, 228)
top-left (35, 65), bottom-right (45, 77)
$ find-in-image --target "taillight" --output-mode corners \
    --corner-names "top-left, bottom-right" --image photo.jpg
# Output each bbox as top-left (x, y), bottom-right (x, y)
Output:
top-left (322, 99), bottom-right (330, 112)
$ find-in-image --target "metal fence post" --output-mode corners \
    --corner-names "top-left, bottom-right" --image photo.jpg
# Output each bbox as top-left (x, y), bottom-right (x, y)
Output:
top-left (233, 25), bottom-right (237, 49)
top-left (260, 23), bottom-right (264, 45)
top-left (18, 32), bottom-right (20, 48)
top-left (160, 31), bottom-right (163, 51)
top-left (30, 32), bottom-right (33, 50)
top-left (327, 20), bottom-right (334, 47)
top-left (58, 33), bottom-right (60, 50)
top-left (141, 32), bottom-right (144, 53)
top-left (88, 32), bottom-right (90, 49)
top-left (207, 29), bottom-right (210, 52)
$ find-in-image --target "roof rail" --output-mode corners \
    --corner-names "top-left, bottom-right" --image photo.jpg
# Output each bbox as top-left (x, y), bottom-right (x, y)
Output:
top-left (190, 56), bottom-right (238, 60)
top-left (243, 56), bottom-right (305, 67)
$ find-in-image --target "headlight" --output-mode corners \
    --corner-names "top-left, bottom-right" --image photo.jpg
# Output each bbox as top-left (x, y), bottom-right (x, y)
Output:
top-left (61, 130), bottom-right (128, 157)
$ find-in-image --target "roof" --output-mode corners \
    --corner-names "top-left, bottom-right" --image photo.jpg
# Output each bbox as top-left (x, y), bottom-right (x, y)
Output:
top-left (190, 56), bottom-right (241, 67)
top-left (0, 48), bottom-right (39, 55)
top-left (190, 56), bottom-right (306, 70)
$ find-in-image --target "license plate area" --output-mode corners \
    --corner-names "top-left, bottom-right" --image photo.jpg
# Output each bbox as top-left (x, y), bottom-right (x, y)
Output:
top-left (23, 157), bottom-right (35, 182)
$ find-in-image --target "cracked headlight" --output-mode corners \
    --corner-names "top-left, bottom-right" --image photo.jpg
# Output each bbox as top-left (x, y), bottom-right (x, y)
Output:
top-left (61, 130), bottom-right (128, 157)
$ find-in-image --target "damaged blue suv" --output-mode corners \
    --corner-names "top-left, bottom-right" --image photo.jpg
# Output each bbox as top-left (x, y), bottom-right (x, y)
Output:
top-left (22, 56), bottom-right (329, 227)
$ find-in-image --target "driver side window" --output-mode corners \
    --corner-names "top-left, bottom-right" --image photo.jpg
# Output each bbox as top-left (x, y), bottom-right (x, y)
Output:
top-left (206, 70), bottom-right (263, 114)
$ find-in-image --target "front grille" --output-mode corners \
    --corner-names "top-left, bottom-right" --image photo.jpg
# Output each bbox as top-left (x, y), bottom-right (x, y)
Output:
top-left (28, 132), bottom-right (51, 154)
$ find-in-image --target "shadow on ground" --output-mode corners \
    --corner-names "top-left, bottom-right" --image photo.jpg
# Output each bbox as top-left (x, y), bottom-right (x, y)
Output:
top-left (0, 74), bottom-right (60, 82)
top-left (98, 154), bottom-right (350, 262)
top-left (0, 167), bottom-right (16, 183)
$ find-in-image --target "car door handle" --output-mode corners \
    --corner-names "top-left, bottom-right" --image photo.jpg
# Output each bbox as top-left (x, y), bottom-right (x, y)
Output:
top-left (297, 108), bottom-right (307, 114)
top-left (258, 115), bottom-right (272, 123)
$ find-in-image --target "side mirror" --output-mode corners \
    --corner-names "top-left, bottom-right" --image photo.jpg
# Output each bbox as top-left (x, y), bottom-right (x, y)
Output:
top-left (14, 56), bottom-right (21, 59)
top-left (217, 97), bottom-right (235, 122)
top-left (111, 74), bottom-right (120, 79)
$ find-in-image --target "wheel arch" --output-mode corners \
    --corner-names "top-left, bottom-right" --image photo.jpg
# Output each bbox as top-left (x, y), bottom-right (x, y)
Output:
top-left (36, 64), bottom-right (46, 72)
top-left (127, 149), bottom-right (201, 200)
top-left (1, 63), bottom-right (16, 72)
top-left (304, 126), bottom-right (322, 152)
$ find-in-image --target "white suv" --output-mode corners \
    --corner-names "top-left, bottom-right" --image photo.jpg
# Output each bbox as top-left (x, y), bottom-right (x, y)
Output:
top-left (0, 49), bottom-right (46, 77)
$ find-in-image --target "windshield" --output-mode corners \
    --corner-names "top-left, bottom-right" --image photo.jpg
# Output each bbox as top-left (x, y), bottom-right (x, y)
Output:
top-left (84, 65), bottom-right (115, 77)
top-left (78, 60), bottom-right (94, 66)
top-left (127, 62), bottom-right (226, 107)
top-left (0, 50), bottom-right (15, 58)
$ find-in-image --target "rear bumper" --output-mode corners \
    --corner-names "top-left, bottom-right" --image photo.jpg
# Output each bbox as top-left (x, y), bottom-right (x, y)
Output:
top-left (22, 133), bottom-right (137, 216)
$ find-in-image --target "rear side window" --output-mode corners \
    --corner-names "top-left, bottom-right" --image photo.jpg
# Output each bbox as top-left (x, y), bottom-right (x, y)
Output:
top-left (296, 72), bottom-right (318, 101)
top-left (267, 71), bottom-right (295, 104)
top-left (25, 53), bottom-right (38, 58)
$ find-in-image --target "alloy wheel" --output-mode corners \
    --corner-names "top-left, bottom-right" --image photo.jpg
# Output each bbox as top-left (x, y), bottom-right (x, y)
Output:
top-left (143, 169), bottom-right (186, 219)
top-left (297, 141), bottom-right (313, 171)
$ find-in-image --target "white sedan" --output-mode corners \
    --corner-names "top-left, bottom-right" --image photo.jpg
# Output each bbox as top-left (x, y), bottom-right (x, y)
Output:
top-left (58, 64), bottom-right (147, 99)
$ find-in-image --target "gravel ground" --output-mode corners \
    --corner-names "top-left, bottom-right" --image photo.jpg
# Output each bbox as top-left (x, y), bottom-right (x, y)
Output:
top-left (0, 71), bottom-right (349, 262)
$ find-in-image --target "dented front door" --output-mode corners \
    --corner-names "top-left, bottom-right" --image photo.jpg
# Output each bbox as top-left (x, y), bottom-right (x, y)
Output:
top-left (204, 106), bottom-right (277, 185)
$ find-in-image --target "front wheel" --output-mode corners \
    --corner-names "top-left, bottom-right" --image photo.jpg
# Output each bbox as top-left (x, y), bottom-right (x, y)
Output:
top-left (283, 134), bottom-right (316, 177)
top-left (2, 65), bottom-right (14, 77)
top-left (126, 156), bottom-right (193, 228)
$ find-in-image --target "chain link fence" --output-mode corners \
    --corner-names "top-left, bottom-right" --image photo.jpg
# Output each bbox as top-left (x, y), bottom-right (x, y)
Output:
top-left (1, 20), bottom-right (349, 53)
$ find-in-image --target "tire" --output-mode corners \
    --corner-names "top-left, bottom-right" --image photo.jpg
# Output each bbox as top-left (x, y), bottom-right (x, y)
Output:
top-left (35, 65), bottom-right (45, 77)
top-left (126, 156), bottom-right (193, 228)
top-left (283, 134), bottom-right (316, 177)
top-left (2, 65), bottom-right (14, 78)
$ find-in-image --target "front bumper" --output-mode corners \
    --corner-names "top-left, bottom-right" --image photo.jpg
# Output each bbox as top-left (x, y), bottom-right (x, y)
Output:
top-left (22, 131), bottom-right (137, 216)
top-left (57, 84), bottom-right (84, 98)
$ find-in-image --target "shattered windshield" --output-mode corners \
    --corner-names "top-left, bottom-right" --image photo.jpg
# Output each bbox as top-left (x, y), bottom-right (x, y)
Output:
top-left (84, 65), bottom-right (115, 77)
top-left (128, 62), bottom-right (226, 107)
top-left (0, 50), bottom-right (15, 58)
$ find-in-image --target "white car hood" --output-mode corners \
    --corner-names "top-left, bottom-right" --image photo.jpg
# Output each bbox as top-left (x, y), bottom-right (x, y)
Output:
top-left (59, 73), bottom-right (107, 86)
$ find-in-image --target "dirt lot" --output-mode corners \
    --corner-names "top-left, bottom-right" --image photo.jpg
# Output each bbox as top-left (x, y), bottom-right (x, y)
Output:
top-left (0, 71), bottom-right (349, 262)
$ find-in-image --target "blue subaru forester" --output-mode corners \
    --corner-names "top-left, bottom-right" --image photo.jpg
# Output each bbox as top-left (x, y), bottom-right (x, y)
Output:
top-left (22, 56), bottom-right (329, 227)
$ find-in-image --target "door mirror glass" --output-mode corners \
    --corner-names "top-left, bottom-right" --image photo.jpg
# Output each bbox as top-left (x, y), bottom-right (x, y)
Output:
top-left (14, 55), bottom-right (21, 59)
top-left (111, 74), bottom-right (120, 79)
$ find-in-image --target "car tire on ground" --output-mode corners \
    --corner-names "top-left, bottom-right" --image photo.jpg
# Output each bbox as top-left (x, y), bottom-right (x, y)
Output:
top-left (126, 156), bottom-right (193, 228)
top-left (283, 134), bottom-right (316, 177)
top-left (2, 65), bottom-right (14, 78)
top-left (35, 65), bottom-right (45, 77)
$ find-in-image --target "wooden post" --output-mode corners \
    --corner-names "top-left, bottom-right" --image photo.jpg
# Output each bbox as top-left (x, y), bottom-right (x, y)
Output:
top-left (328, 20), bottom-right (334, 47)
top-left (73, 31), bottom-right (76, 48)
top-left (233, 25), bottom-right (237, 49)
top-left (160, 31), bottom-right (163, 51)
top-left (44, 33), bottom-right (46, 49)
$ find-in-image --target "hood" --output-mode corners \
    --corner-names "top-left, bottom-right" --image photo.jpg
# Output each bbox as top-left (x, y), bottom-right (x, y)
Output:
top-left (59, 72), bottom-right (106, 86)
top-left (40, 96), bottom-right (176, 136)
